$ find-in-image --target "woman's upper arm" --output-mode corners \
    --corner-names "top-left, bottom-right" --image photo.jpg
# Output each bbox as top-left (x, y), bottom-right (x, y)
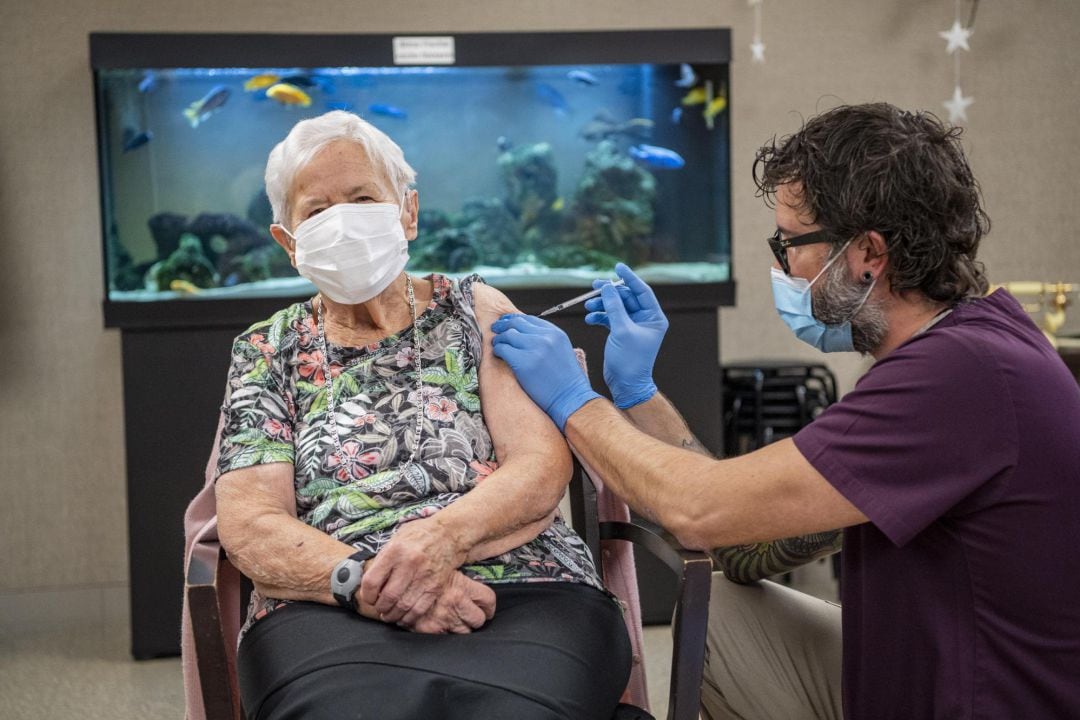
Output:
top-left (216, 462), bottom-right (298, 535)
top-left (471, 283), bottom-right (570, 467)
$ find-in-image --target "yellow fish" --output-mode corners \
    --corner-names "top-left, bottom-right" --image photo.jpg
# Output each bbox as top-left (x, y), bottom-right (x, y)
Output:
top-left (681, 87), bottom-right (708, 106)
top-left (265, 83), bottom-right (312, 107)
top-left (551, 197), bottom-right (565, 212)
top-left (244, 73), bottom-right (280, 92)
top-left (170, 279), bottom-right (202, 295)
top-left (704, 95), bottom-right (728, 124)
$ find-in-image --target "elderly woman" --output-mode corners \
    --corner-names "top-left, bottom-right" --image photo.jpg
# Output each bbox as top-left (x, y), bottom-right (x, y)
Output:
top-left (214, 111), bottom-right (630, 720)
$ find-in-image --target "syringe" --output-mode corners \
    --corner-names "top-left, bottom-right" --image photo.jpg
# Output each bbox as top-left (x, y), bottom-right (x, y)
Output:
top-left (539, 279), bottom-right (626, 317)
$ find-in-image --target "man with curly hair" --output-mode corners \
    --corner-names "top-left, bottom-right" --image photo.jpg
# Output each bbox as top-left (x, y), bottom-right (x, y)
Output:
top-left (492, 103), bottom-right (1080, 719)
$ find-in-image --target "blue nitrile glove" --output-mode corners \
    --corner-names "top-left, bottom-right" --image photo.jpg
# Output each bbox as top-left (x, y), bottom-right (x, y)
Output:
top-left (583, 263), bottom-right (668, 409)
top-left (490, 313), bottom-right (602, 431)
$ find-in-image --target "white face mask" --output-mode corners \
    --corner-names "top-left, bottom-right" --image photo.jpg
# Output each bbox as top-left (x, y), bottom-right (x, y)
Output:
top-left (281, 202), bottom-right (409, 304)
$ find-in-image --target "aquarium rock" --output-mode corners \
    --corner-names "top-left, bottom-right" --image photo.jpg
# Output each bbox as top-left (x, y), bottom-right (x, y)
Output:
top-left (147, 233), bottom-right (218, 291)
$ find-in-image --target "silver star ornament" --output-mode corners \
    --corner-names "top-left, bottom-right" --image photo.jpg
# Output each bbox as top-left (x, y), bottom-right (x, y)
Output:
top-left (943, 85), bottom-right (974, 123)
top-left (939, 20), bottom-right (973, 53)
top-left (750, 37), bottom-right (766, 63)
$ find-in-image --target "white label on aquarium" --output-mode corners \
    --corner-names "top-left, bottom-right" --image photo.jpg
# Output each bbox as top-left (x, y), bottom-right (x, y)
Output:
top-left (393, 36), bottom-right (456, 65)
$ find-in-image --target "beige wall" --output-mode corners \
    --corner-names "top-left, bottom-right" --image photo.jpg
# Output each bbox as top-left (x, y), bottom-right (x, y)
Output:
top-left (2, 1), bottom-right (1078, 592)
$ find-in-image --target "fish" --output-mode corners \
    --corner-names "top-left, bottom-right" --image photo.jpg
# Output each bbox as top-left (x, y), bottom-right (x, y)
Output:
top-left (183, 85), bottom-right (231, 128)
top-left (243, 73), bottom-right (279, 92)
top-left (535, 83), bottom-right (569, 115)
top-left (137, 71), bottom-right (157, 94)
top-left (170, 279), bottom-right (203, 295)
top-left (281, 74), bottom-right (336, 94)
top-left (629, 144), bottom-right (686, 170)
top-left (671, 107), bottom-right (683, 124)
top-left (551, 197), bottom-right (565, 212)
top-left (496, 135), bottom-right (513, 152)
top-left (266, 83), bottom-right (312, 107)
top-left (325, 101), bottom-right (355, 112)
top-left (681, 86), bottom-right (708, 106)
top-left (704, 95), bottom-right (728, 125)
top-left (675, 63), bottom-right (696, 88)
top-left (223, 273), bottom-right (240, 287)
top-left (567, 69), bottom-right (599, 86)
top-left (367, 103), bottom-right (407, 119)
top-left (122, 127), bottom-right (153, 153)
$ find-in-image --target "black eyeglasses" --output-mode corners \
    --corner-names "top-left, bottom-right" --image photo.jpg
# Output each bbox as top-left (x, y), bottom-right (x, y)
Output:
top-left (767, 228), bottom-right (835, 275)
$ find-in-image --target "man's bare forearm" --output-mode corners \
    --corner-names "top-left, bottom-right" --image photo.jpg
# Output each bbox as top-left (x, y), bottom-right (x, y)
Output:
top-left (623, 392), bottom-right (713, 457)
top-left (711, 530), bottom-right (843, 584)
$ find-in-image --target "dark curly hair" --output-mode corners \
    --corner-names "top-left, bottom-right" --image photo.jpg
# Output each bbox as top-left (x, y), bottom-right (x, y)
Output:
top-left (753, 103), bottom-right (990, 304)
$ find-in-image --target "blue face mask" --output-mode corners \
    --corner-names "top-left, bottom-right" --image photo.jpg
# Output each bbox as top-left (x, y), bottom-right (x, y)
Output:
top-left (770, 241), bottom-right (873, 353)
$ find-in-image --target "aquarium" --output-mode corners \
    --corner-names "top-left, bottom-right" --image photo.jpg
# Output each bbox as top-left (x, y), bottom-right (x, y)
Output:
top-left (91, 31), bottom-right (733, 327)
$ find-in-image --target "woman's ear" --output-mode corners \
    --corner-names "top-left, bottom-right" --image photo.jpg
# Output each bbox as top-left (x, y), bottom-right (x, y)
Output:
top-left (403, 189), bottom-right (419, 242)
top-left (270, 224), bottom-right (298, 268)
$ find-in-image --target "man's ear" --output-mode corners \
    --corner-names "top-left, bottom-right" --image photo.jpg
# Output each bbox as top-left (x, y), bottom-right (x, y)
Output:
top-left (270, 224), bottom-right (298, 268)
top-left (403, 189), bottom-right (419, 242)
top-left (852, 230), bottom-right (888, 283)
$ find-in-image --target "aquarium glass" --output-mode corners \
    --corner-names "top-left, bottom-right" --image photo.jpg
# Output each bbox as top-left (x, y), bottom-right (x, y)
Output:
top-left (96, 59), bottom-right (730, 302)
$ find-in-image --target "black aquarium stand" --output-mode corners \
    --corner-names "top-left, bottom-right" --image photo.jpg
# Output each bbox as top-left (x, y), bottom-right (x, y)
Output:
top-left (120, 290), bottom-right (726, 658)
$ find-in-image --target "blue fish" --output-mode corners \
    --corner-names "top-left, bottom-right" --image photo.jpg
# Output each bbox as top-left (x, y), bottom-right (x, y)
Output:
top-left (184, 85), bottom-right (230, 128)
top-left (223, 273), bottom-right (240, 287)
top-left (629, 144), bottom-right (685, 170)
top-left (671, 107), bottom-right (683, 124)
top-left (675, 63), bottom-right (697, 88)
top-left (535, 83), bottom-right (569, 115)
top-left (281, 74), bottom-right (337, 94)
top-left (368, 103), bottom-right (407, 119)
top-left (496, 135), bottom-right (513, 153)
top-left (325, 101), bottom-right (355, 112)
top-left (137, 70), bottom-right (157, 94)
top-left (567, 69), bottom-right (599, 86)
top-left (122, 127), bottom-right (153, 153)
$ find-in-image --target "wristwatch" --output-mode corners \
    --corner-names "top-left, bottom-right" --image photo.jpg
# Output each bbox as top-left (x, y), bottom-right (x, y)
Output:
top-left (331, 549), bottom-right (375, 612)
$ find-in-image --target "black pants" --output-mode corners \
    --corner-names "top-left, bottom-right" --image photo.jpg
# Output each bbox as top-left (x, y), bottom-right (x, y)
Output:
top-left (237, 582), bottom-right (632, 720)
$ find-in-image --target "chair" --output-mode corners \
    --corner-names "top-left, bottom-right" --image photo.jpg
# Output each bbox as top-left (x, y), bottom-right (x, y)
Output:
top-left (184, 395), bottom-right (712, 720)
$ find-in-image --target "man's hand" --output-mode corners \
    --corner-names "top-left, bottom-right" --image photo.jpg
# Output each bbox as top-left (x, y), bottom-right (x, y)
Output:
top-left (583, 263), bottom-right (668, 409)
top-left (359, 517), bottom-right (464, 625)
top-left (404, 571), bottom-right (496, 634)
top-left (490, 313), bottom-right (601, 431)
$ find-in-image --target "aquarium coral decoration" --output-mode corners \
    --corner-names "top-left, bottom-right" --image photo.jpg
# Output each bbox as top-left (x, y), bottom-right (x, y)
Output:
top-left (147, 234), bottom-right (218, 291)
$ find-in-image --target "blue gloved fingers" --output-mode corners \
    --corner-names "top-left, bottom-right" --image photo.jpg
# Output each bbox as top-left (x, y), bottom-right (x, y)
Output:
top-left (584, 311), bottom-right (610, 328)
top-left (614, 263), bottom-right (661, 314)
top-left (600, 281), bottom-right (633, 331)
top-left (490, 327), bottom-right (533, 351)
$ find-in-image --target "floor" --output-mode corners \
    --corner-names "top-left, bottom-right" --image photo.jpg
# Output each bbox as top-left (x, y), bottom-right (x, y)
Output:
top-left (0, 561), bottom-right (838, 720)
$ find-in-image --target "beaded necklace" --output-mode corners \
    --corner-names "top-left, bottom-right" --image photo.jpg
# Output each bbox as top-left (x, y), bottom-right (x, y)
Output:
top-left (316, 275), bottom-right (423, 466)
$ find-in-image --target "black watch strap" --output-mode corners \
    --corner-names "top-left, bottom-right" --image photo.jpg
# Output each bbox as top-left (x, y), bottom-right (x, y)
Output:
top-left (331, 549), bottom-right (375, 612)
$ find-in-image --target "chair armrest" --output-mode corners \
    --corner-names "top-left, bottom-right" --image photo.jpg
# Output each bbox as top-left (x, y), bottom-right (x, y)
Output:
top-left (186, 539), bottom-right (244, 720)
top-left (601, 521), bottom-right (713, 720)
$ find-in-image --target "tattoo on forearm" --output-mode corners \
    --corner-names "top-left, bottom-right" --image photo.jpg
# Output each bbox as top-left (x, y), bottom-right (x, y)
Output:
top-left (680, 435), bottom-right (713, 457)
top-left (710, 530), bottom-right (843, 584)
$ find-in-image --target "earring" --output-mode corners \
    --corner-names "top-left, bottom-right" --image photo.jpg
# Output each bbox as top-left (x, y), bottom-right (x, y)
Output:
top-left (863, 271), bottom-right (874, 283)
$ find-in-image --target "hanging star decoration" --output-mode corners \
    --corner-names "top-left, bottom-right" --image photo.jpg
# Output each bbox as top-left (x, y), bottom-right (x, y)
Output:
top-left (939, 20), bottom-right (973, 53)
top-left (750, 38), bottom-right (766, 62)
top-left (943, 85), bottom-right (974, 123)
top-left (749, 0), bottom-right (765, 62)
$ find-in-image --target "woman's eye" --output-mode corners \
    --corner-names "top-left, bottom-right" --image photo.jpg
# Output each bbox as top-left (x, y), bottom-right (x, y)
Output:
top-left (355, 195), bottom-right (375, 203)
top-left (307, 207), bottom-right (325, 219)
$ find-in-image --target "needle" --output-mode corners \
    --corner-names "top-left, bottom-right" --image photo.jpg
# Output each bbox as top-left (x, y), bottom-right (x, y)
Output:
top-left (539, 279), bottom-right (626, 317)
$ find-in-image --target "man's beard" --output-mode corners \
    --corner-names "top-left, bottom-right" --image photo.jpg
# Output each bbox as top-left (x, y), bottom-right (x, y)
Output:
top-left (812, 253), bottom-right (888, 354)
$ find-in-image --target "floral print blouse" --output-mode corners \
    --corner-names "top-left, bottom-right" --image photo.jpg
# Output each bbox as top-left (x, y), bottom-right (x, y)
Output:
top-left (216, 274), bottom-right (604, 632)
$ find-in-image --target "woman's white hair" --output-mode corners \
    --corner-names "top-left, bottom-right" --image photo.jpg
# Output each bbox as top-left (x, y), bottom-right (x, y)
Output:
top-left (264, 110), bottom-right (417, 228)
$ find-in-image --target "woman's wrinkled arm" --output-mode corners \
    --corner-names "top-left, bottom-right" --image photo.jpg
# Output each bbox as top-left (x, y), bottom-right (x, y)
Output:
top-left (216, 462), bottom-right (379, 610)
top-left (710, 530), bottom-right (844, 584)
